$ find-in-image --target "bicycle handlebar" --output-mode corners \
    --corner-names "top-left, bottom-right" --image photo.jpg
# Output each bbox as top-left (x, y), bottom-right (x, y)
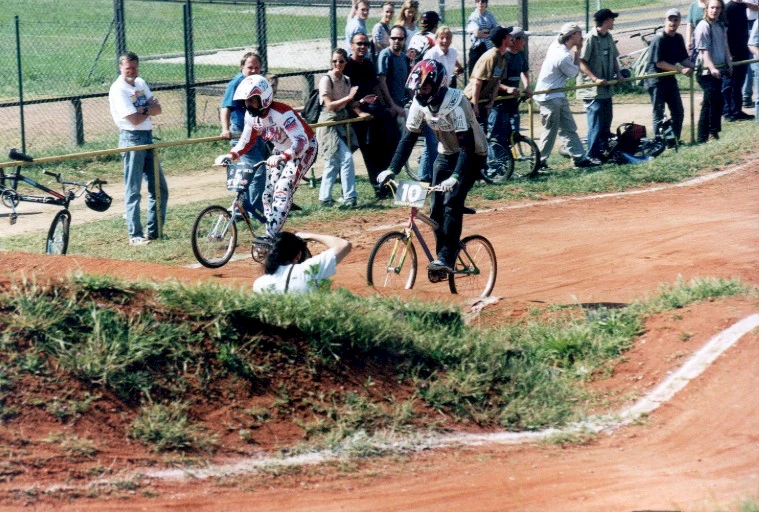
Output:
top-left (384, 178), bottom-right (445, 194)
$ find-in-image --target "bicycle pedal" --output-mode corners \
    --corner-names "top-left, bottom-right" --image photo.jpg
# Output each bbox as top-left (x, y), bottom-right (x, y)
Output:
top-left (427, 269), bottom-right (448, 283)
top-left (9, 213), bottom-right (17, 225)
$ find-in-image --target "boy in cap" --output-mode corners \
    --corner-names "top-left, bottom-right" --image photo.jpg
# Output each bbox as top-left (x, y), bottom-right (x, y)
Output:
top-left (644, 8), bottom-right (693, 141)
top-left (495, 27), bottom-right (533, 142)
top-left (577, 8), bottom-right (620, 161)
top-left (534, 22), bottom-right (597, 168)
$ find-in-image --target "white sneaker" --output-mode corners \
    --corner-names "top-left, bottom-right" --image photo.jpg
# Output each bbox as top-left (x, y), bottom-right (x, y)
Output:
top-left (129, 236), bottom-right (151, 246)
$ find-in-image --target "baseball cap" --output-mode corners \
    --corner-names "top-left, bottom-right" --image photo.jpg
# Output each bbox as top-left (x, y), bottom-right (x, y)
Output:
top-left (594, 8), bottom-right (619, 23)
top-left (558, 22), bottom-right (583, 41)
top-left (511, 27), bottom-right (530, 38)
top-left (665, 8), bottom-right (681, 19)
top-left (489, 25), bottom-right (513, 46)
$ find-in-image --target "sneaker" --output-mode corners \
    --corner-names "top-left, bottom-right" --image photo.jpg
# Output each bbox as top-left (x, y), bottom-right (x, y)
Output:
top-left (338, 197), bottom-right (357, 209)
top-left (427, 259), bottom-right (453, 273)
top-left (538, 157), bottom-right (549, 170)
top-left (254, 235), bottom-right (273, 246)
top-left (708, 133), bottom-right (720, 142)
top-left (129, 236), bottom-right (151, 246)
top-left (320, 199), bottom-right (335, 208)
top-left (733, 111), bottom-right (755, 121)
top-left (573, 157), bottom-right (598, 168)
top-left (724, 115), bottom-right (736, 123)
top-left (743, 98), bottom-right (754, 108)
top-left (147, 233), bottom-right (169, 241)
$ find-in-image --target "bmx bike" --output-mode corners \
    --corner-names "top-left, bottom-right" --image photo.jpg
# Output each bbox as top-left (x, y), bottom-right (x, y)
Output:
top-left (366, 178), bottom-right (497, 299)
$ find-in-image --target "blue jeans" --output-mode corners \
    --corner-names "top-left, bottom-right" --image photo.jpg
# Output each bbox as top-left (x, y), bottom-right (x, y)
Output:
top-left (119, 130), bottom-right (168, 239)
top-left (584, 98), bottom-right (613, 160)
top-left (755, 62), bottom-right (759, 124)
top-left (486, 102), bottom-right (515, 173)
top-left (721, 64), bottom-right (748, 118)
top-left (233, 135), bottom-right (267, 223)
top-left (417, 123), bottom-right (438, 182)
top-left (319, 137), bottom-right (357, 202)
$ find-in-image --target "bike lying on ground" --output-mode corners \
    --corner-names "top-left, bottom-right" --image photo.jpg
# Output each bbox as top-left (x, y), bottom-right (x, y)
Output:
top-left (191, 160), bottom-right (310, 268)
top-left (3, 148), bottom-right (111, 255)
top-left (366, 178), bottom-right (497, 299)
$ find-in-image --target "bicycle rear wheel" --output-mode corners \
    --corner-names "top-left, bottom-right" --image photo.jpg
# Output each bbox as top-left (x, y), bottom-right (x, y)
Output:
top-left (192, 205), bottom-right (238, 268)
top-left (367, 231), bottom-right (417, 291)
top-left (481, 141), bottom-right (514, 183)
top-left (511, 135), bottom-right (540, 179)
top-left (449, 234), bottom-right (497, 299)
top-left (46, 209), bottom-right (70, 255)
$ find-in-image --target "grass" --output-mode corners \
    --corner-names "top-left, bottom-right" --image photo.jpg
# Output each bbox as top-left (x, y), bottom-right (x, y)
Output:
top-left (0, 272), bottom-right (753, 453)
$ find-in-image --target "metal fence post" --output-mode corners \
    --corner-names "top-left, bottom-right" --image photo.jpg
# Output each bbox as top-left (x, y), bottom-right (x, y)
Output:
top-left (330, 0), bottom-right (337, 54)
top-left (461, 0), bottom-right (468, 83)
top-left (256, 0), bottom-right (268, 73)
top-left (439, 0), bottom-right (446, 23)
top-left (113, 0), bottom-right (126, 69)
top-left (585, 0), bottom-right (590, 32)
top-left (183, 2), bottom-right (196, 137)
top-left (69, 98), bottom-right (85, 146)
top-left (14, 16), bottom-right (26, 153)
top-left (689, 73), bottom-right (695, 144)
top-left (519, 0), bottom-right (528, 68)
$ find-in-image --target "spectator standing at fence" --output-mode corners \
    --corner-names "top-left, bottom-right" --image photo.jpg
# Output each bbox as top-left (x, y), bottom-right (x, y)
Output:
top-left (644, 9), bottom-right (693, 142)
top-left (722, 0), bottom-right (755, 120)
top-left (396, 0), bottom-right (420, 49)
top-left (253, 231), bottom-right (352, 294)
top-left (425, 25), bottom-right (464, 88)
top-left (378, 25), bottom-right (412, 132)
top-left (109, 51), bottom-right (169, 246)
top-left (694, 0), bottom-right (732, 142)
top-left (407, 11), bottom-right (439, 65)
top-left (345, 1), bottom-right (370, 56)
top-left (686, 0), bottom-right (707, 55)
top-left (498, 27), bottom-right (532, 138)
top-left (345, 32), bottom-right (393, 198)
top-left (372, 2), bottom-right (395, 61)
top-left (749, 19), bottom-right (759, 119)
top-left (215, 75), bottom-right (318, 240)
top-left (577, 9), bottom-right (620, 161)
top-left (466, 0), bottom-right (499, 74)
top-left (220, 51), bottom-right (268, 223)
top-left (317, 49), bottom-right (364, 209)
top-left (742, 0), bottom-right (759, 106)
top-left (464, 26), bottom-right (511, 124)
top-left (534, 23), bottom-right (597, 169)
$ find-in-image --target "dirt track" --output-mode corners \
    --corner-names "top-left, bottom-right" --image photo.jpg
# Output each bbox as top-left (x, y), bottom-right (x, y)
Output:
top-left (0, 164), bottom-right (757, 511)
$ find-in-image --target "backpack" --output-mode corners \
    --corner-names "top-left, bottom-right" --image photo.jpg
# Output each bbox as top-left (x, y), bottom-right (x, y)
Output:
top-left (614, 122), bottom-right (646, 155)
top-left (302, 82), bottom-right (326, 125)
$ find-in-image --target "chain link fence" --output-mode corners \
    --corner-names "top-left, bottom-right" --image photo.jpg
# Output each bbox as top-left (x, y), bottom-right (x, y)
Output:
top-left (1, 0), bottom-right (692, 156)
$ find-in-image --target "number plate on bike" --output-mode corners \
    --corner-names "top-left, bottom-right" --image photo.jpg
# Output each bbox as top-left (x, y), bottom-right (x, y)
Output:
top-left (393, 180), bottom-right (428, 208)
top-left (226, 164), bottom-right (255, 192)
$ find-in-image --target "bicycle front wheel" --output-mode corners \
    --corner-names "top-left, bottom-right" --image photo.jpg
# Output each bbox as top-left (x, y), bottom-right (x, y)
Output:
top-left (46, 209), bottom-right (70, 255)
top-left (481, 141), bottom-right (514, 183)
top-left (449, 234), bottom-right (497, 299)
top-left (511, 135), bottom-right (540, 179)
top-left (192, 205), bottom-right (238, 268)
top-left (367, 231), bottom-right (417, 291)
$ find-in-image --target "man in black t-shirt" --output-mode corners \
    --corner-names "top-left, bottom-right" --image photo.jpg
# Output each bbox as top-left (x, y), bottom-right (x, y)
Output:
top-left (644, 9), bottom-right (693, 140)
top-left (344, 32), bottom-right (395, 198)
top-left (722, 0), bottom-right (755, 120)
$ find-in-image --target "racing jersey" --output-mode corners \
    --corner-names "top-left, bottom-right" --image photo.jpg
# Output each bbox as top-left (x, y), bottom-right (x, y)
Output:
top-left (231, 101), bottom-right (315, 162)
top-left (406, 32), bottom-right (436, 65)
top-left (405, 88), bottom-right (487, 156)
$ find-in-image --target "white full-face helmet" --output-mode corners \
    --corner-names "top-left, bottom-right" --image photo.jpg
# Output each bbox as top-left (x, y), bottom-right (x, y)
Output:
top-left (234, 74), bottom-right (273, 117)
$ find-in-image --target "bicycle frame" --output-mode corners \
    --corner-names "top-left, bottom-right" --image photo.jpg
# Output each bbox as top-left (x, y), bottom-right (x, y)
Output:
top-left (1, 171), bottom-right (70, 207)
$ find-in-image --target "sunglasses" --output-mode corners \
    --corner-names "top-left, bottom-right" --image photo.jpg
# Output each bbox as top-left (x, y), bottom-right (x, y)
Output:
top-left (390, 36), bottom-right (406, 40)
top-left (354, 41), bottom-right (369, 46)
top-left (332, 59), bottom-right (346, 64)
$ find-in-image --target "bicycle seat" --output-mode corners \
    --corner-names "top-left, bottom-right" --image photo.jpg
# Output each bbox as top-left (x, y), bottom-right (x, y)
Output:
top-left (463, 206), bottom-right (476, 215)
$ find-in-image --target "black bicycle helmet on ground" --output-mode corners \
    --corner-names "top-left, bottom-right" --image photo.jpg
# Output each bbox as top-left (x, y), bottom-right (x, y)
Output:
top-left (85, 189), bottom-right (112, 212)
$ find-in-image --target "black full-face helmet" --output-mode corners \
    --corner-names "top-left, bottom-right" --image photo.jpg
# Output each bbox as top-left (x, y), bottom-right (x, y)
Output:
top-left (406, 59), bottom-right (448, 107)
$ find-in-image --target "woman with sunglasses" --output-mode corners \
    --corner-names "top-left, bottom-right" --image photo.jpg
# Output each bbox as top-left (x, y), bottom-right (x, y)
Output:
top-left (396, 0), bottom-right (420, 49)
top-left (316, 49), bottom-right (367, 208)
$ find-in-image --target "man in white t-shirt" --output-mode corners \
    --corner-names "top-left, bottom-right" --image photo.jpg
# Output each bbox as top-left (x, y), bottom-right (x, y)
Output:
top-left (253, 232), bottom-right (352, 293)
top-left (108, 51), bottom-right (169, 246)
